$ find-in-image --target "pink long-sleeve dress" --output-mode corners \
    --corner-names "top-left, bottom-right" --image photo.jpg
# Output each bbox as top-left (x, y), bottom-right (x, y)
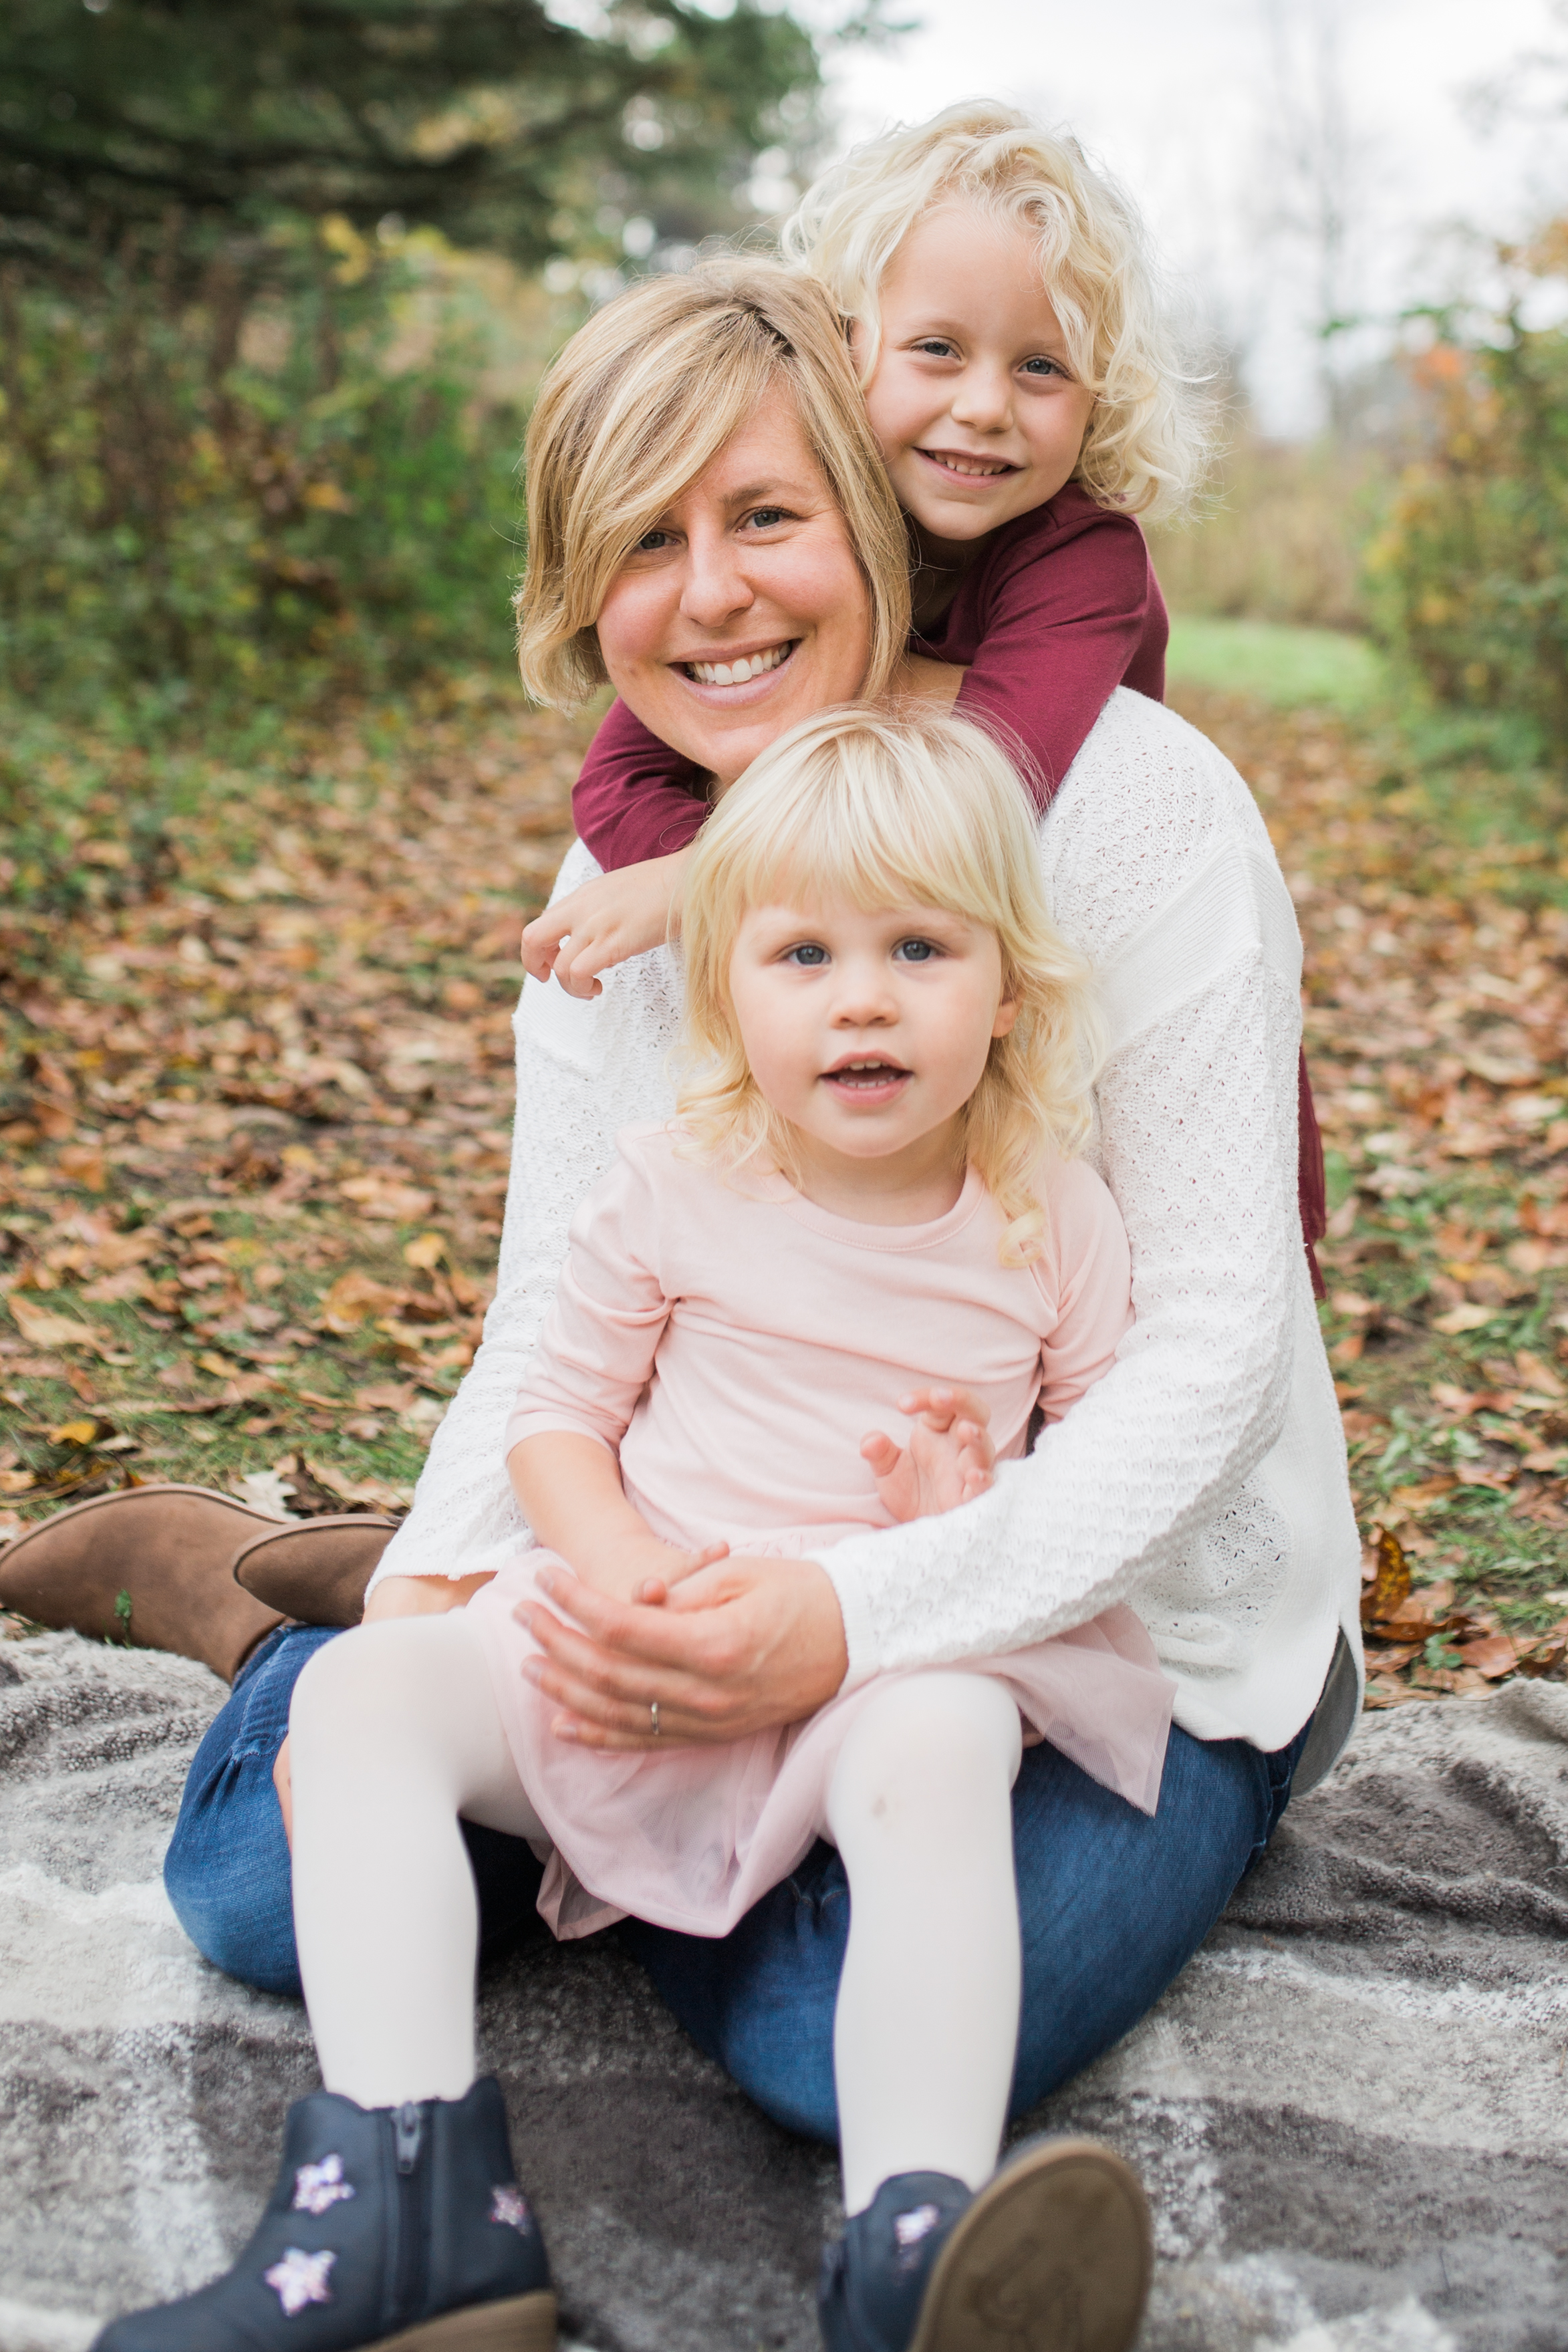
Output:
top-left (466, 1122), bottom-right (1174, 1940)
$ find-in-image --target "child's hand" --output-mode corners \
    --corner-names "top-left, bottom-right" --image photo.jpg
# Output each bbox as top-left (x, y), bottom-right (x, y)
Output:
top-left (521, 850), bottom-right (692, 999)
top-left (861, 1386), bottom-right (996, 1523)
top-left (562, 1535), bottom-right (729, 1609)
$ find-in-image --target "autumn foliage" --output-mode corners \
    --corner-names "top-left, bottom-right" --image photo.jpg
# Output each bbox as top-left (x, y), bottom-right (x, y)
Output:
top-left (1367, 223), bottom-right (1568, 761)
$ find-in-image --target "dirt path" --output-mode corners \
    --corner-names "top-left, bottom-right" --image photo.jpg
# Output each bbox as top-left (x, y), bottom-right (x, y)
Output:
top-left (3, 683), bottom-right (1565, 1700)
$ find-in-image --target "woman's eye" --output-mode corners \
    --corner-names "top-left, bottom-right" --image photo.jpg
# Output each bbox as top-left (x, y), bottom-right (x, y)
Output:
top-left (784, 942), bottom-right (829, 968)
top-left (743, 506), bottom-right (790, 531)
top-left (894, 938), bottom-right (938, 964)
top-left (634, 527), bottom-right (675, 552)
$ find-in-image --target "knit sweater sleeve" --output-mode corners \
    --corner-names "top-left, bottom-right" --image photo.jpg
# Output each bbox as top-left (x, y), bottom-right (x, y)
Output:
top-left (817, 690), bottom-right (1307, 1683)
top-left (365, 844), bottom-right (682, 1591)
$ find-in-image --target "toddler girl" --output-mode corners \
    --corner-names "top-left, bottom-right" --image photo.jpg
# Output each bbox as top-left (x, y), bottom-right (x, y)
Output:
top-left (521, 100), bottom-right (1206, 997)
top-left (97, 708), bottom-right (1170, 2352)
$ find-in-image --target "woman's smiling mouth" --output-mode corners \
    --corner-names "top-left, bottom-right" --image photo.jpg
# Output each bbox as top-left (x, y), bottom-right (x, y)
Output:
top-left (682, 641), bottom-right (796, 687)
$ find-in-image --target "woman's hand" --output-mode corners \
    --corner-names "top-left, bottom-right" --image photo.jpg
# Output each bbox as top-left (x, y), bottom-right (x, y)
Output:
top-left (521, 850), bottom-right (692, 1000)
top-left (517, 1553), bottom-right (848, 1750)
top-left (861, 1385), bottom-right (995, 1523)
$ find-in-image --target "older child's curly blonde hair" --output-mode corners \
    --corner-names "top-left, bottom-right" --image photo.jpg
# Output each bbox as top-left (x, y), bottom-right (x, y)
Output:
top-left (675, 704), bottom-right (1100, 1264)
top-left (781, 102), bottom-right (1214, 522)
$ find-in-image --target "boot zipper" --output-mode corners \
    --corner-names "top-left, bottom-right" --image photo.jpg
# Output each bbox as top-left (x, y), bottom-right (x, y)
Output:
top-left (392, 2103), bottom-right (425, 2325)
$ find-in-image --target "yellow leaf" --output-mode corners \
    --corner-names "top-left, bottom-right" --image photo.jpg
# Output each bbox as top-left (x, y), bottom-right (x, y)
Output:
top-left (402, 1231), bottom-right (446, 1271)
top-left (47, 1418), bottom-right (103, 1447)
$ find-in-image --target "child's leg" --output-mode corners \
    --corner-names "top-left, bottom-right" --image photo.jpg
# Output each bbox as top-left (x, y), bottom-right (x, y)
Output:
top-left (287, 1609), bottom-right (545, 2110)
top-left (825, 1672), bottom-right (1023, 2214)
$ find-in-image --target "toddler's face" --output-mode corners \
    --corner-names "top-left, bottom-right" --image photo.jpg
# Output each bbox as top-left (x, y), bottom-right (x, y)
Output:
top-left (727, 894), bottom-right (1017, 1188)
top-left (860, 203), bottom-right (1097, 557)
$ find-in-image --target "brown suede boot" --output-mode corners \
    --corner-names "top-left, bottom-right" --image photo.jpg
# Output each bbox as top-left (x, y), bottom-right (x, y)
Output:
top-left (232, 1515), bottom-right (397, 1629)
top-left (0, 1484), bottom-right (287, 1682)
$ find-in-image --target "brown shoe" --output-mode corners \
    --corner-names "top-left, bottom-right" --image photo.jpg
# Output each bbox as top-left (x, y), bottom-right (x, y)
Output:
top-left (232, 1514), bottom-right (398, 1628)
top-left (0, 1484), bottom-right (287, 1682)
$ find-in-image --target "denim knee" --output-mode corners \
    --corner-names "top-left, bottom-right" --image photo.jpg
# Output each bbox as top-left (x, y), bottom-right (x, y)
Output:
top-left (164, 1623), bottom-right (340, 1996)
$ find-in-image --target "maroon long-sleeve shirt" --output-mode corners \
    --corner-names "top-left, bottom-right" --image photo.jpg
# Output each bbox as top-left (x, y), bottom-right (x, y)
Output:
top-left (567, 481), bottom-right (1325, 1278)
top-left (571, 483), bottom-right (1166, 865)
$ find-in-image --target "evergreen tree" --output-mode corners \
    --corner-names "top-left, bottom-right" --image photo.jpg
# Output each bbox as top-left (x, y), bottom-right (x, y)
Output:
top-left (0, 0), bottom-right (819, 276)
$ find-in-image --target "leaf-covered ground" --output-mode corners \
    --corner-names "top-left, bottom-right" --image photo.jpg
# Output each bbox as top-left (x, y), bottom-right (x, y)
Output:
top-left (2, 664), bottom-right (1565, 1707)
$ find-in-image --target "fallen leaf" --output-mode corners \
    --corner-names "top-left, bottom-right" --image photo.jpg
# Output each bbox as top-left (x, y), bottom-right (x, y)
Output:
top-left (354, 1382), bottom-right (416, 1412)
top-left (0, 1469), bottom-right (36, 1494)
top-left (1515, 1349), bottom-right (1567, 1400)
top-left (1454, 1633), bottom-right (1524, 1679)
top-left (6, 1297), bottom-right (106, 1351)
top-left (317, 1271), bottom-right (406, 1332)
top-left (1390, 1476), bottom-right (1459, 1513)
top-left (45, 1417), bottom-right (110, 1447)
top-left (402, 1231), bottom-right (446, 1271)
top-left (1432, 1303), bottom-right (1498, 1336)
top-left (338, 1175), bottom-right (436, 1222)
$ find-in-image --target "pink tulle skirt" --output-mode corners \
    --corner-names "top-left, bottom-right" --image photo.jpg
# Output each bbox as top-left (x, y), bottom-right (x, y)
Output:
top-left (467, 1554), bottom-right (1175, 1942)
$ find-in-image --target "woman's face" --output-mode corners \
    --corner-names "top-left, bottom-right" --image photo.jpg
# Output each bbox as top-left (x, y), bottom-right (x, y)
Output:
top-left (594, 386), bottom-right (874, 790)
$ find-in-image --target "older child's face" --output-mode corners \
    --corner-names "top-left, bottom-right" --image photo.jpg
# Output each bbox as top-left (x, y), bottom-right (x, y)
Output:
top-left (728, 895), bottom-right (1018, 1205)
top-left (595, 388), bottom-right (872, 791)
top-left (860, 203), bottom-right (1097, 561)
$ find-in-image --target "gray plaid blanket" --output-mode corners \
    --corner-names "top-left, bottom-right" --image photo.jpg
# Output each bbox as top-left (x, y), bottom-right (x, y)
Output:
top-left (3, 1629), bottom-right (1565, 2352)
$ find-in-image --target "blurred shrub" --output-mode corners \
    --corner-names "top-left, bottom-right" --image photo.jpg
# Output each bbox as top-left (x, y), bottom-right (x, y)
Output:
top-left (1365, 227), bottom-right (1568, 763)
top-left (1150, 430), bottom-right (1380, 633)
top-left (0, 220), bottom-right (529, 716)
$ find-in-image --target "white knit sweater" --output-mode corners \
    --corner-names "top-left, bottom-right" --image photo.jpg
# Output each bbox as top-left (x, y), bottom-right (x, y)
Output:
top-left (368, 688), bottom-right (1363, 1769)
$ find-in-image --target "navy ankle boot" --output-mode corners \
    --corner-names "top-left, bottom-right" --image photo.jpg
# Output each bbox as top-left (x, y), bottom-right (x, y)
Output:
top-left (818, 2135), bottom-right (1152, 2352)
top-left (94, 2075), bottom-right (555, 2352)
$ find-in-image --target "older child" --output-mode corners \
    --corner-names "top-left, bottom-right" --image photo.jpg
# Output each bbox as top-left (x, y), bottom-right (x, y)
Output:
top-left (97, 708), bottom-right (1167, 2352)
top-left (521, 100), bottom-right (1206, 995)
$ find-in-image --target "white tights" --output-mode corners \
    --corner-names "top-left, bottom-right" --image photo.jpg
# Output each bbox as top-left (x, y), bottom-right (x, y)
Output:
top-left (287, 1613), bottom-right (1022, 2214)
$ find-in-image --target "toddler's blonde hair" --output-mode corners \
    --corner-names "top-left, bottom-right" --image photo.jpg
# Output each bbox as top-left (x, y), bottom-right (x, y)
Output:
top-left (515, 260), bottom-right (911, 710)
top-left (781, 102), bottom-right (1212, 521)
top-left (676, 704), bottom-right (1099, 1263)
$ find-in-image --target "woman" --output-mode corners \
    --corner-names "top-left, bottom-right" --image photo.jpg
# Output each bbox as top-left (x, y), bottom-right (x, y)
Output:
top-left (69, 259), bottom-right (1359, 2337)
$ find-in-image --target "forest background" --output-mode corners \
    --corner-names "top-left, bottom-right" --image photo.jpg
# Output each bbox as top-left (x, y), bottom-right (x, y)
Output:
top-left (1, 0), bottom-right (1567, 1706)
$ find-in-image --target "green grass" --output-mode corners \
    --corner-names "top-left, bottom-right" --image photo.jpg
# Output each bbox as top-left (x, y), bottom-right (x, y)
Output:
top-left (1166, 616), bottom-right (1390, 714)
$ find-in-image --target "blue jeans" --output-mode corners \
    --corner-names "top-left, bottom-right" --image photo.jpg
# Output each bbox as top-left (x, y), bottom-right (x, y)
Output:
top-left (166, 1625), bottom-right (1309, 2141)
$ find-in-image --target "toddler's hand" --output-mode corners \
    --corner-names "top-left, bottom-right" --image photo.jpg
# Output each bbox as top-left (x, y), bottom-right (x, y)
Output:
top-left (861, 1386), bottom-right (996, 1523)
top-left (628, 1538), bottom-right (731, 1607)
top-left (521, 851), bottom-right (691, 999)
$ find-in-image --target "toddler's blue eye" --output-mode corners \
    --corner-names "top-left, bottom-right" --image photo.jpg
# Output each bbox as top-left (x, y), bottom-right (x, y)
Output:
top-left (786, 942), bottom-right (828, 966)
top-left (895, 938), bottom-right (936, 962)
top-left (1021, 356), bottom-right (1065, 378)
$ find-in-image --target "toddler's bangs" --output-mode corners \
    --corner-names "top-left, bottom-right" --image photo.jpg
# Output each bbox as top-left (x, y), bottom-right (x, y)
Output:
top-left (694, 708), bottom-right (1040, 968)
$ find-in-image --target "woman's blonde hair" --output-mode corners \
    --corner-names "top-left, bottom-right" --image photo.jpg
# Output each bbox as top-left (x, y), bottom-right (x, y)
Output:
top-left (781, 102), bottom-right (1214, 522)
top-left (515, 260), bottom-right (911, 709)
top-left (675, 704), bottom-right (1099, 1264)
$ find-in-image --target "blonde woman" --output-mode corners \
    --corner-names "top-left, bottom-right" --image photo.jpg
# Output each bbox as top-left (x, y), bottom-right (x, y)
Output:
top-left (523, 102), bottom-right (1201, 994)
top-left (128, 257), bottom-right (1361, 2349)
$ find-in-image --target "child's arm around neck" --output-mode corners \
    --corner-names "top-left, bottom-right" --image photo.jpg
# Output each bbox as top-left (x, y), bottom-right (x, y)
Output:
top-left (916, 491), bottom-right (1168, 809)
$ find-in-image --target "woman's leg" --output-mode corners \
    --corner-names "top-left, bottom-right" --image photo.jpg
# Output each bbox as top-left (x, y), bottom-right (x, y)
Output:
top-left (287, 1610), bottom-right (546, 2109)
top-left (824, 1673), bottom-right (1023, 2212)
top-left (622, 1716), bottom-right (1309, 2141)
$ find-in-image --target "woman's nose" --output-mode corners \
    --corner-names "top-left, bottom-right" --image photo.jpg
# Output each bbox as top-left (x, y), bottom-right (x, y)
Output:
top-left (678, 529), bottom-right (755, 629)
